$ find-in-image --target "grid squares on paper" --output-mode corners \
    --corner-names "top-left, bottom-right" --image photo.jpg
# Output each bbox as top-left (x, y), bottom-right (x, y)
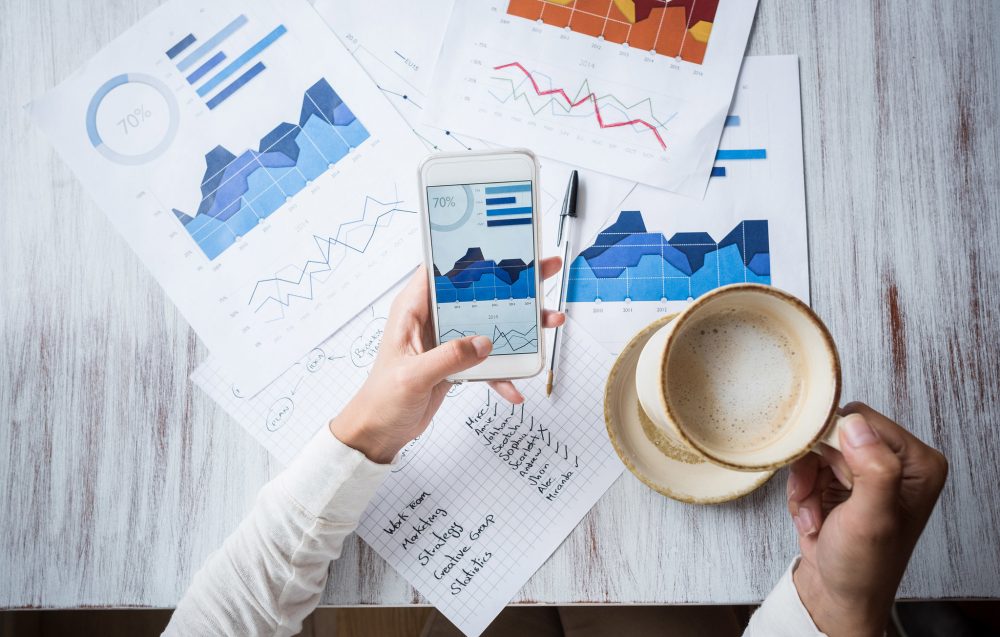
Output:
top-left (193, 307), bottom-right (622, 636)
top-left (355, 322), bottom-right (622, 634)
top-left (191, 304), bottom-right (385, 466)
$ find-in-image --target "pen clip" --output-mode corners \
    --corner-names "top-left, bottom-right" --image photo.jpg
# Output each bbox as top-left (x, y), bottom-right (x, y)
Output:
top-left (557, 171), bottom-right (579, 246)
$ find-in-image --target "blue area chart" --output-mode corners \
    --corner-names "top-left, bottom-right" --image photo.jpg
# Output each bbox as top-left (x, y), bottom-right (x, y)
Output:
top-left (567, 211), bottom-right (770, 302)
top-left (172, 78), bottom-right (370, 260)
top-left (434, 249), bottom-right (536, 302)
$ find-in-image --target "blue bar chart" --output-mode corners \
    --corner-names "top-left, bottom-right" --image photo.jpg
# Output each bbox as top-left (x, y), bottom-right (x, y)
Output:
top-left (176, 15), bottom-right (248, 71)
top-left (716, 148), bottom-right (767, 160)
top-left (196, 25), bottom-right (286, 96)
top-left (186, 51), bottom-right (225, 84)
top-left (167, 14), bottom-right (286, 111)
top-left (484, 181), bottom-right (532, 227)
top-left (710, 114), bottom-right (767, 178)
top-left (205, 61), bottom-right (266, 109)
top-left (166, 33), bottom-right (196, 59)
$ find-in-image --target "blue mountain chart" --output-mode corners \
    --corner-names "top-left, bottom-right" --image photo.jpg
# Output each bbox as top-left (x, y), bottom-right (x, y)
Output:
top-left (567, 211), bottom-right (770, 302)
top-left (433, 248), bottom-right (537, 302)
top-left (173, 78), bottom-right (369, 259)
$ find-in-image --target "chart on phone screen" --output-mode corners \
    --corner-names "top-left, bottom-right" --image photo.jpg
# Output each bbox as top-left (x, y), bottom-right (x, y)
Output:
top-left (429, 180), bottom-right (539, 355)
top-left (29, 0), bottom-right (425, 395)
top-left (426, 0), bottom-right (758, 197)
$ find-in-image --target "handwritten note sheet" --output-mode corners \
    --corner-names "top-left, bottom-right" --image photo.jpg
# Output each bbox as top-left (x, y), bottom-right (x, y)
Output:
top-left (193, 301), bottom-right (623, 636)
top-left (355, 324), bottom-right (620, 635)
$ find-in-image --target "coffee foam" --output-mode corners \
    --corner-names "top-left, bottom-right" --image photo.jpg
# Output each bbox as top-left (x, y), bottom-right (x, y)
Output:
top-left (665, 308), bottom-right (805, 453)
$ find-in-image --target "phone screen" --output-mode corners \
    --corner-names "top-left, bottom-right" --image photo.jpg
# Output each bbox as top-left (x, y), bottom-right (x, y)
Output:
top-left (427, 179), bottom-right (538, 356)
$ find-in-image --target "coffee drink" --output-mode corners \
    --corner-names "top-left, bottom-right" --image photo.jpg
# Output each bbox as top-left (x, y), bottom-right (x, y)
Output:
top-left (664, 308), bottom-right (805, 453)
top-left (635, 283), bottom-right (842, 473)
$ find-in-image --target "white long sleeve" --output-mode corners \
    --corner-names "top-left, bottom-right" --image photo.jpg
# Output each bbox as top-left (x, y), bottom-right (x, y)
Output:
top-left (164, 427), bottom-right (391, 637)
top-left (744, 558), bottom-right (826, 636)
top-left (165, 425), bottom-right (825, 636)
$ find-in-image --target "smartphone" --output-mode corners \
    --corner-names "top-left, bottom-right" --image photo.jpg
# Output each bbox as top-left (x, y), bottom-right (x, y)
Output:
top-left (418, 149), bottom-right (544, 382)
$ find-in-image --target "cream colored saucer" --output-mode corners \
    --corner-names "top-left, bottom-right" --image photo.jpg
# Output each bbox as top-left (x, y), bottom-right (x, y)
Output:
top-left (604, 314), bottom-right (776, 504)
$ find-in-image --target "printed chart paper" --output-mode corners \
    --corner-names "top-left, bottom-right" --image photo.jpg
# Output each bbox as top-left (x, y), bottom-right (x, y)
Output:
top-left (31, 0), bottom-right (425, 395)
top-left (315, 0), bottom-right (637, 256)
top-left (426, 0), bottom-right (758, 196)
top-left (566, 56), bottom-right (810, 355)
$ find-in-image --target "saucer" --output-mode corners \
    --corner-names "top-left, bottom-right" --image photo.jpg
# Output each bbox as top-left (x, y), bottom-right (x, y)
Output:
top-left (603, 314), bottom-right (776, 504)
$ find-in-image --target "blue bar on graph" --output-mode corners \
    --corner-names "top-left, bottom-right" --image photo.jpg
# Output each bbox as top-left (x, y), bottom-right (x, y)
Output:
top-left (187, 51), bottom-right (226, 84)
top-left (197, 25), bottom-right (286, 97)
top-left (166, 34), bottom-right (196, 59)
top-left (716, 148), bottom-right (767, 160)
top-left (486, 207), bottom-right (532, 217)
top-left (206, 62), bottom-right (265, 110)
top-left (487, 218), bottom-right (533, 227)
top-left (484, 183), bottom-right (532, 195)
top-left (177, 14), bottom-right (249, 72)
top-left (485, 196), bottom-right (516, 205)
top-left (725, 115), bottom-right (741, 127)
top-left (711, 166), bottom-right (727, 177)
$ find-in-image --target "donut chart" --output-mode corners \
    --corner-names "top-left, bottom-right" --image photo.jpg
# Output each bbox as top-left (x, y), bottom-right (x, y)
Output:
top-left (85, 73), bottom-right (179, 165)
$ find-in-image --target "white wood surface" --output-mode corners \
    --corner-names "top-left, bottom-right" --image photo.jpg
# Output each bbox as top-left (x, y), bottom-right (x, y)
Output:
top-left (2, 0), bottom-right (999, 608)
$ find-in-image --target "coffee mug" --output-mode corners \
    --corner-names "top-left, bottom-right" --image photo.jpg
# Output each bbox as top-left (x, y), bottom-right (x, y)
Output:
top-left (635, 283), bottom-right (842, 473)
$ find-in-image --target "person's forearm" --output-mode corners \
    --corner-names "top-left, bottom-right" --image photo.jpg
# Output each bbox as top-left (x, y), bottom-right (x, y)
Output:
top-left (793, 563), bottom-right (887, 637)
top-left (164, 427), bottom-right (390, 636)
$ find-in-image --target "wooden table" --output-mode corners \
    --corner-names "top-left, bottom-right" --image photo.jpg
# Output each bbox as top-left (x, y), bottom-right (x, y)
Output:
top-left (2, 0), bottom-right (999, 609)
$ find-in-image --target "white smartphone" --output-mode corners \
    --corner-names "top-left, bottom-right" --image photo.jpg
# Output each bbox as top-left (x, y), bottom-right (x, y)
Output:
top-left (418, 149), bottom-right (544, 382)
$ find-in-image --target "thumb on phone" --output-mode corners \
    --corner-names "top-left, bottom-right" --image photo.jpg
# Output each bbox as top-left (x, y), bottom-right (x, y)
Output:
top-left (408, 335), bottom-right (492, 388)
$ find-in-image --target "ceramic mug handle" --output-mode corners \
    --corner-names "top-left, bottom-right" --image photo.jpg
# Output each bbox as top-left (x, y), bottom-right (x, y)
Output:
top-left (810, 415), bottom-right (854, 488)
top-left (812, 414), bottom-right (844, 453)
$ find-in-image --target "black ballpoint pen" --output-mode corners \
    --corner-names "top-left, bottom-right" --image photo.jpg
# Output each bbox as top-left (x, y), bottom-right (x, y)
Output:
top-left (547, 170), bottom-right (579, 397)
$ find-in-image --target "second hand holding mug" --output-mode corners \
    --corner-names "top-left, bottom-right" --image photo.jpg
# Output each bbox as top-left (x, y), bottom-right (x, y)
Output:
top-left (635, 283), bottom-right (844, 474)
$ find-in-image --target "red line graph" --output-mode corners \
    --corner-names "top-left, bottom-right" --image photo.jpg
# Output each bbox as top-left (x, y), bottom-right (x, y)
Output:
top-left (494, 61), bottom-right (667, 150)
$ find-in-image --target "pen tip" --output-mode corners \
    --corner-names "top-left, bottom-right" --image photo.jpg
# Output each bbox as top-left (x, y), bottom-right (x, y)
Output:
top-left (546, 371), bottom-right (553, 397)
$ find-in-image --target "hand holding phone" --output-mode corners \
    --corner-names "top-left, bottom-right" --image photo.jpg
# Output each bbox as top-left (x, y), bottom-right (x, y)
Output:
top-left (330, 260), bottom-right (566, 462)
top-left (419, 150), bottom-right (546, 382)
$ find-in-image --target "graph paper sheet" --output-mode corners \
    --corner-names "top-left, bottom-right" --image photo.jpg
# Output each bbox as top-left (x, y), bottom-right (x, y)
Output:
top-left (355, 323), bottom-right (620, 637)
top-left (193, 312), bottom-right (622, 636)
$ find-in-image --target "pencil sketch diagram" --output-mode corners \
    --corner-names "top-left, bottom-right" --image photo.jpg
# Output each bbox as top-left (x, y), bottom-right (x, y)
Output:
top-left (262, 346), bottom-right (347, 432)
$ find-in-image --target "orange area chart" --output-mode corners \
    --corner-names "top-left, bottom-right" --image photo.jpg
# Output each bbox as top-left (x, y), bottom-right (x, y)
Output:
top-left (506, 0), bottom-right (719, 64)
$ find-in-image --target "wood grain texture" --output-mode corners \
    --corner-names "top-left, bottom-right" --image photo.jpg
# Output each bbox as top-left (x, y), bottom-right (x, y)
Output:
top-left (1, 0), bottom-right (998, 609)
